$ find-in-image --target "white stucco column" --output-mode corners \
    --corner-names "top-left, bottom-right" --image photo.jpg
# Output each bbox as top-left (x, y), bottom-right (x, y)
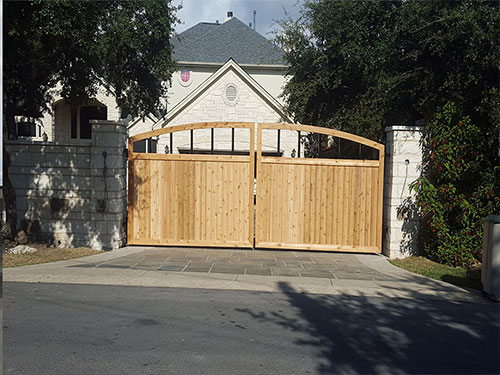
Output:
top-left (383, 125), bottom-right (424, 259)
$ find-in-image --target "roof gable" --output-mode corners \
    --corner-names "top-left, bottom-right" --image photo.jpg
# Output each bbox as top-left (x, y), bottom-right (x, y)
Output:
top-left (153, 59), bottom-right (290, 129)
top-left (173, 17), bottom-right (285, 66)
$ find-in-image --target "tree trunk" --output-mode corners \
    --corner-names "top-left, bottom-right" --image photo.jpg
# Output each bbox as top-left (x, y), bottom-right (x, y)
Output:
top-left (3, 111), bottom-right (18, 239)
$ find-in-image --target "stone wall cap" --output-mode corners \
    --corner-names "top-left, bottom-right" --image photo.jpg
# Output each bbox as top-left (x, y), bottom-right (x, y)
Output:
top-left (385, 125), bottom-right (425, 133)
top-left (483, 215), bottom-right (500, 223)
top-left (5, 139), bottom-right (91, 147)
top-left (90, 120), bottom-right (126, 125)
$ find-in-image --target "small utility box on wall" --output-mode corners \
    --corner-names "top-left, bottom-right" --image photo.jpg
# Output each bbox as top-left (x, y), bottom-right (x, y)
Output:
top-left (482, 215), bottom-right (500, 302)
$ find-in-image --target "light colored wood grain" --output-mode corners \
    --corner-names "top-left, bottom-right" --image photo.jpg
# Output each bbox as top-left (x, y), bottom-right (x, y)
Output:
top-left (129, 154), bottom-right (249, 163)
top-left (150, 161), bottom-right (159, 239)
top-left (377, 146), bottom-right (385, 253)
top-left (359, 167), bottom-right (366, 245)
top-left (127, 143), bottom-right (134, 244)
top-left (208, 162), bottom-right (216, 240)
top-left (130, 121), bottom-right (255, 143)
top-left (370, 168), bottom-right (377, 246)
top-left (194, 161), bottom-right (201, 240)
top-left (353, 168), bottom-right (358, 245)
top-left (320, 166), bottom-right (327, 244)
top-left (216, 162), bottom-right (222, 241)
top-left (163, 161), bottom-right (169, 240)
top-left (338, 167), bottom-right (345, 245)
top-left (128, 157), bottom-right (253, 247)
top-left (303, 165), bottom-right (311, 244)
top-left (347, 167), bottom-right (354, 246)
top-left (249, 125), bottom-right (255, 246)
top-left (171, 160), bottom-right (177, 240)
top-left (325, 167), bottom-right (332, 244)
top-left (255, 242), bottom-right (380, 253)
top-left (128, 238), bottom-right (252, 247)
top-left (259, 123), bottom-right (384, 151)
top-left (142, 160), bottom-right (151, 241)
top-left (313, 166), bottom-right (321, 244)
top-left (365, 168), bottom-right (372, 246)
top-left (345, 168), bottom-right (350, 245)
top-left (261, 157), bottom-right (379, 167)
top-left (189, 161), bottom-right (196, 241)
top-left (332, 167), bottom-right (338, 245)
top-left (128, 122), bottom-right (384, 253)
top-left (255, 161), bottom-right (383, 253)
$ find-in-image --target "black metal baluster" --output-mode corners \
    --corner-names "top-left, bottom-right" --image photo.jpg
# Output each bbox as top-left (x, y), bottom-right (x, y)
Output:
top-left (277, 129), bottom-right (281, 155)
top-left (317, 133), bottom-right (320, 158)
top-left (211, 128), bottom-right (214, 152)
top-left (298, 131), bottom-right (301, 158)
top-left (190, 129), bottom-right (194, 152)
top-left (231, 128), bottom-right (235, 153)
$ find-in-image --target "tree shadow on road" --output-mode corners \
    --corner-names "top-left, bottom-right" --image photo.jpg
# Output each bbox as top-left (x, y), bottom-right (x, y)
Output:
top-left (237, 282), bottom-right (500, 375)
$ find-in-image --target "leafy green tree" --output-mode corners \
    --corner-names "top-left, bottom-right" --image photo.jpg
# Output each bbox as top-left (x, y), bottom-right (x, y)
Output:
top-left (3, 0), bottom-right (179, 238)
top-left (276, 0), bottom-right (400, 141)
top-left (411, 103), bottom-right (500, 266)
top-left (277, 0), bottom-right (499, 265)
top-left (276, 0), bottom-right (499, 145)
top-left (4, 0), bottom-right (179, 138)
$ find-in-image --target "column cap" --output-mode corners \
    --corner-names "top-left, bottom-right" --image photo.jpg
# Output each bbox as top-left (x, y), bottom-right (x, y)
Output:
top-left (385, 125), bottom-right (424, 133)
top-left (89, 120), bottom-right (125, 125)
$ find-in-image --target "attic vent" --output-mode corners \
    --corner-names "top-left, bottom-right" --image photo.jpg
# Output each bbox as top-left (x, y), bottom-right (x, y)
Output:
top-left (225, 85), bottom-right (237, 102)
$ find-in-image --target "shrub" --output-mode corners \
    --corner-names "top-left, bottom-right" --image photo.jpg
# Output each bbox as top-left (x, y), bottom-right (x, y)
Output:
top-left (410, 103), bottom-right (500, 267)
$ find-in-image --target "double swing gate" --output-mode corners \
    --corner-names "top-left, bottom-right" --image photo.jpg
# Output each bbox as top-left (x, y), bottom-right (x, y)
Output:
top-left (128, 122), bottom-right (384, 253)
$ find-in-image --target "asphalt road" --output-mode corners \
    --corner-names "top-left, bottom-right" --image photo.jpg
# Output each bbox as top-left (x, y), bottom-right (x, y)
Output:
top-left (3, 282), bottom-right (499, 375)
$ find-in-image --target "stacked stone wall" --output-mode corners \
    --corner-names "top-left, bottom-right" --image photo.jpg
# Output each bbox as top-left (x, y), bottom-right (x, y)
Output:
top-left (5, 120), bottom-right (127, 250)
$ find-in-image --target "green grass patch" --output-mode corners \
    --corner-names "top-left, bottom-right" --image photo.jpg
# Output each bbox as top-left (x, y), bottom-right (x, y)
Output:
top-left (389, 256), bottom-right (482, 290)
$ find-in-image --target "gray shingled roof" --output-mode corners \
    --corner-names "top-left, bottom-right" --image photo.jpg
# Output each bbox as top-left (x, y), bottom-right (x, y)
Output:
top-left (172, 17), bottom-right (286, 65)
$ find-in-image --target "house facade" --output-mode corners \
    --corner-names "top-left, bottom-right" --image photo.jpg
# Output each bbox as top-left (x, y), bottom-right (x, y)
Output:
top-left (18, 83), bottom-right (121, 142)
top-left (130, 14), bottom-right (298, 157)
top-left (22, 13), bottom-right (297, 156)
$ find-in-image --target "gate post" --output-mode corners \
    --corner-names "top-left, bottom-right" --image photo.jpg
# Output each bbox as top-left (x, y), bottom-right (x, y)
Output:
top-left (89, 120), bottom-right (128, 249)
top-left (383, 124), bottom-right (424, 258)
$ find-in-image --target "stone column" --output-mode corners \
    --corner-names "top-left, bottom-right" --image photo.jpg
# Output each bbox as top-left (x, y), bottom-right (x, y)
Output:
top-left (383, 125), bottom-right (424, 258)
top-left (90, 120), bottom-right (128, 250)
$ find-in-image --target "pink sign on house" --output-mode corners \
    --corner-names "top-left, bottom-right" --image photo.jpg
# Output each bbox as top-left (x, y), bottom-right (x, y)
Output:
top-left (180, 69), bottom-right (191, 83)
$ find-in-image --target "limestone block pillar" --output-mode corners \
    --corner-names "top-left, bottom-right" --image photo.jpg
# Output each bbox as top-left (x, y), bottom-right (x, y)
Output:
top-left (383, 125), bottom-right (424, 258)
top-left (90, 120), bottom-right (128, 250)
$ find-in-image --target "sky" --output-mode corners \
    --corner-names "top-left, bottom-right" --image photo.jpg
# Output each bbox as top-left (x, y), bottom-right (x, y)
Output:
top-left (173, 0), bottom-right (303, 37)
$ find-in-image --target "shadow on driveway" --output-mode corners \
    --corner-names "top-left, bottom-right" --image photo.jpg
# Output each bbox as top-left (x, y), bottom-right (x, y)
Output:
top-left (238, 282), bottom-right (500, 374)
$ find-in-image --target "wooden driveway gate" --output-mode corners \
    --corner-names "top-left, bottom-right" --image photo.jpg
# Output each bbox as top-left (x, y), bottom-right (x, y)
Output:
top-left (128, 122), bottom-right (384, 253)
top-left (128, 122), bottom-right (255, 247)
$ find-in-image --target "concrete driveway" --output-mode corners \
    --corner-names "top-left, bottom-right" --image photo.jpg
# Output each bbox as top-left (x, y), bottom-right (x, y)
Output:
top-left (3, 246), bottom-right (487, 302)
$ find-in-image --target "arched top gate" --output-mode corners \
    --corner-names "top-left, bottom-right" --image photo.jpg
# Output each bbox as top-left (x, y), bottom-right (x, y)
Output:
top-left (128, 122), bottom-right (384, 253)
